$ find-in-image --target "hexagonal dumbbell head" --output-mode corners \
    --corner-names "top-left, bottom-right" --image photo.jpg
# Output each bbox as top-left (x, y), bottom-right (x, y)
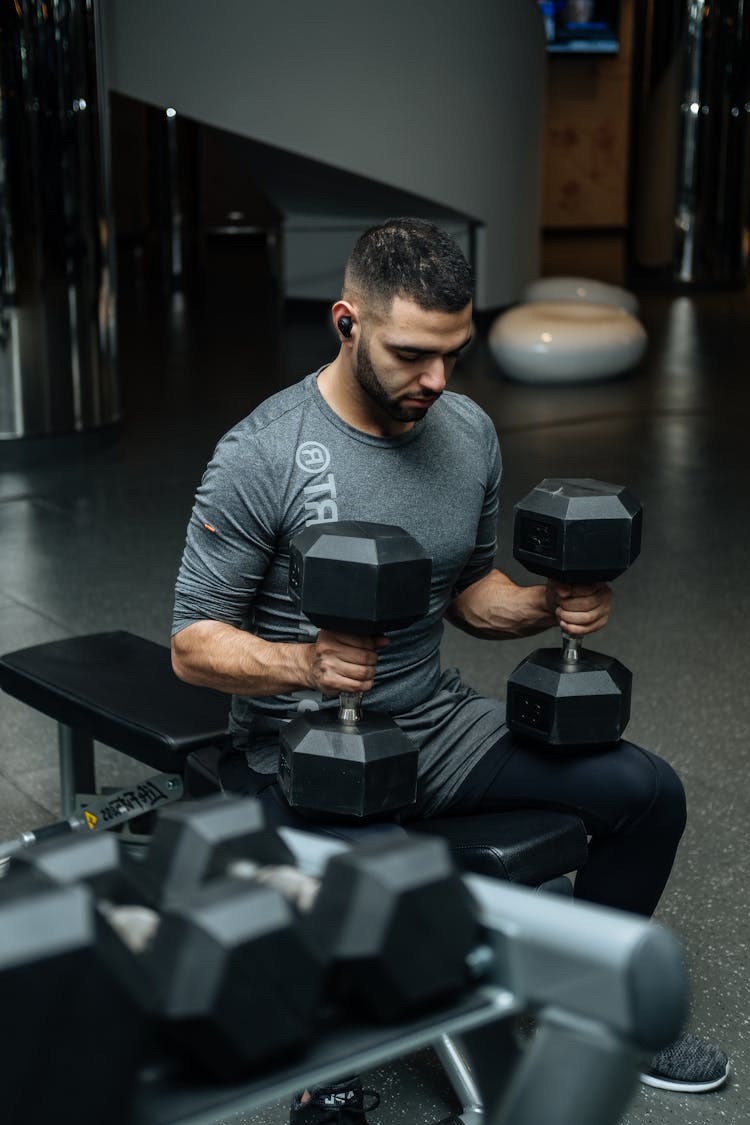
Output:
top-left (133, 796), bottom-right (294, 908)
top-left (150, 878), bottom-right (323, 1079)
top-left (305, 834), bottom-right (480, 1022)
top-left (288, 521), bottom-right (431, 634)
top-left (279, 710), bottom-right (419, 819)
top-left (507, 647), bottom-right (632, 747)
top-left (0, 879), bottom-right (145, 1121)
top-left (513, 479), bottom-right (642, 584)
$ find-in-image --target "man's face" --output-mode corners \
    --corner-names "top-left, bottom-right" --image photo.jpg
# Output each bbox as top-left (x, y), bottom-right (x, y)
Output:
top-left (352, 296), bottom-right (473, 426)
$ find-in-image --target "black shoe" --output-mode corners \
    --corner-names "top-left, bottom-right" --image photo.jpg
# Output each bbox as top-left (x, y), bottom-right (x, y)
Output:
top-left (290, 1076), bottom-right (380, 1123)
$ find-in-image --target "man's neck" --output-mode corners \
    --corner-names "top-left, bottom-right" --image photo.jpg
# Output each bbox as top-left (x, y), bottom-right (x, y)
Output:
top-left (316, 357), bottom-right (414, 438)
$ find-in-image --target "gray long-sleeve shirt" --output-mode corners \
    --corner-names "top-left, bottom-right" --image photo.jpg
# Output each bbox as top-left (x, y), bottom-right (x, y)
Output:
top-left (173, 370), bottom-right (511, 815)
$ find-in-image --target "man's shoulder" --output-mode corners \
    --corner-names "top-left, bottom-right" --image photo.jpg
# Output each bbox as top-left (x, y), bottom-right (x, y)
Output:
top-left (235, 374), bottom-right (313, 437)
top-left (437, 391), bottom-right (497, 439)
top-left (213, 374), bottom-right (315, 461)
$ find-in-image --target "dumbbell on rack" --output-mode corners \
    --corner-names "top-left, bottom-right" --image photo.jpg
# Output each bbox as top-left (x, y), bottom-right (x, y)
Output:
top-left (0, 855), bottom-right (145, 1124)
top-left (278, 521), bottom-right (431, 819)
top-left (0, 803), bottom-right (690, 1125)
top-left (506, 478), bottom-right (642, 749)
top-left (127, 796), bottom-right (481, 1023)
top-left (5, 823), bottom-right (322, 1080)
top-left (4, 795), bottom-right (481, 1080)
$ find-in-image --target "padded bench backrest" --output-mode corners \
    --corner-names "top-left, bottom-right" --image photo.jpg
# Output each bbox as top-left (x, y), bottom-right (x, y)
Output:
top-left (0, 631), bottom-right (230, 772)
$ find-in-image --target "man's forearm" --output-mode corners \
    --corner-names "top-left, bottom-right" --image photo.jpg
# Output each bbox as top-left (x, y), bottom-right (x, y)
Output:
top-left (171, 620), bottom-right (314, 696)
top-left (446, 569), bottom-right (557, 640)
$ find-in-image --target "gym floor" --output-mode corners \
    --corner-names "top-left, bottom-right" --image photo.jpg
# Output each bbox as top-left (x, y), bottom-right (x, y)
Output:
top-left (1, 237), bottom-right (748, 1124)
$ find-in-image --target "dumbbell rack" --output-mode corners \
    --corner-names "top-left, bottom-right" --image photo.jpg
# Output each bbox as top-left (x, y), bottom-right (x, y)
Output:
top-left (126, 833), bottom-right (688, 1125)
top-left (131, 985), bottom-right (513, 1125)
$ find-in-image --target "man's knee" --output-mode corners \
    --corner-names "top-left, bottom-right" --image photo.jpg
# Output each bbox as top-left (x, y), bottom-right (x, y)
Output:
top-left (654, 752), bottom-right (688, 836)
top-left (621, 742), bottom-right (687, 839)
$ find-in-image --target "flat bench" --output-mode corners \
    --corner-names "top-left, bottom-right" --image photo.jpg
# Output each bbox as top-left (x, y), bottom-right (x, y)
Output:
top-left (0, 631), bottom-right (588, 888)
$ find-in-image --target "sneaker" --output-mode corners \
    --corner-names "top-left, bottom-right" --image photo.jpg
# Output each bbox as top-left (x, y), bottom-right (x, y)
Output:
top-left (640, 1033), bottom-right (730, 1093)
top-left (290, 1076), bottom-right (380, 1123)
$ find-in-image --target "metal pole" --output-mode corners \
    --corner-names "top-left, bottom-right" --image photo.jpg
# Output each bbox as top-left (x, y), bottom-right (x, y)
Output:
top-left (0, 0), bottom-right (119, 450)
top-left (629, 0), bottom-right (750, 288)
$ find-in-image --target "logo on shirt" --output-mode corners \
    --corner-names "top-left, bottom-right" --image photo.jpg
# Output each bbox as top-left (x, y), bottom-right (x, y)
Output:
top-left (296, 441), bottom-right (331, 474)
top-left (296, 441), bottom-right (338, 525)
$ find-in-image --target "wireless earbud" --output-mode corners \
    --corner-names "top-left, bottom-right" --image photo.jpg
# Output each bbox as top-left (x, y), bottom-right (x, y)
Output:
top-left (337, 316), bottom-right (353, 338)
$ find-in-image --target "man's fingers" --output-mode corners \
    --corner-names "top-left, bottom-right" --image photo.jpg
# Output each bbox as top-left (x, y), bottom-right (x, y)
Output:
top-left (321, 630), bottom-right (389, 652)
top-left (312, 630), bottom-right (388, 694)
top-left (555, 584), bottom-right (613, 635)
top-left (557, 607), bottom-right (611, 635)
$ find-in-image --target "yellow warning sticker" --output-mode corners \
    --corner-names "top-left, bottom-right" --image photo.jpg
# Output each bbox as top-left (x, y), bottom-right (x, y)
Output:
top-left (85, 811), bottom-right (98, 830)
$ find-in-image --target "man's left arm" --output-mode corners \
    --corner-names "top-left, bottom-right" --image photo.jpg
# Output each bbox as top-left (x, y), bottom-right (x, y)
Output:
top-left (445, 570), bottom-right (613, 640)
top-left (445, 414), bottom-right (611, 640)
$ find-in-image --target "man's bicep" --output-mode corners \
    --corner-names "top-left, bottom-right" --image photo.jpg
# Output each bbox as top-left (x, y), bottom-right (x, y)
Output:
top-left (173, 462), bottom-right (278, 634)
top-left (173, 515), bottom-right (274, 632)
top-left (450, 426), bottom-right (501, 599)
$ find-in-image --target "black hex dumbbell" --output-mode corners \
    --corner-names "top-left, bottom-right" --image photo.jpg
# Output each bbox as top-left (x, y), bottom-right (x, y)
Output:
top-left (129, 795), bottom-right (482, 1024)
top-left (278, 521), bottom-right (432, 819)
top-left (8, 795), bottom-right (481, 1072)
top-left (0, 854), bottom-right (146, 1122)
top-left (6, 824), bottom-right (324, 1080)
top-left (506, 478), bottom-right (642, 749)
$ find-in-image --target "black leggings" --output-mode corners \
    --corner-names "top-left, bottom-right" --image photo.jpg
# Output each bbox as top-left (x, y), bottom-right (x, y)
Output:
top-left (219, 735), bottom-right (687, 920)
top-left (447, 735), bottom-right (687, 918)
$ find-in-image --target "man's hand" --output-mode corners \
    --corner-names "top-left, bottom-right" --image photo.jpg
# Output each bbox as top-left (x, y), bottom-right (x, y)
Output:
top-left (546, 581), bottom-right (613, 637)
top-left (307, 630), bottom-right (389, 696)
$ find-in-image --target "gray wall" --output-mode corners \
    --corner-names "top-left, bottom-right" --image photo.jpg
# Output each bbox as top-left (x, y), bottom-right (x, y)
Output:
top-left (103, 0), bottom-right (546, 308)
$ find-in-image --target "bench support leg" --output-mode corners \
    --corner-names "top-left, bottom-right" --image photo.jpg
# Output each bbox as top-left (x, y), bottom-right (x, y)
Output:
top-left (58, 724), bottom-right (96, 817)
top-left (434, 1034), bottom-right (484, 1123)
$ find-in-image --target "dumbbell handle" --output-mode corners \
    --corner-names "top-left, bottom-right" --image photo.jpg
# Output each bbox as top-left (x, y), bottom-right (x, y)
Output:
top-left (106, 861), bottom-right (320, 955)
top-left (560, 631), bottom-right (583, 663)
top-left (231, 860), bottom-right (319, 910)
top-left (338, 691), bottom-right (363, 723)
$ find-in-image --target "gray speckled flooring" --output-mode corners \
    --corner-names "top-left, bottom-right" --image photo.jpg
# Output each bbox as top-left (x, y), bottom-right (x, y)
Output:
top-left (1, 249), bottom-right (748, 1124)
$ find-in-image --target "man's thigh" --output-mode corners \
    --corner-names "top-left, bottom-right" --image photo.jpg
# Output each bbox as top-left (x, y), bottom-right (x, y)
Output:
top-left (445, 734), bottom-right (683, 837)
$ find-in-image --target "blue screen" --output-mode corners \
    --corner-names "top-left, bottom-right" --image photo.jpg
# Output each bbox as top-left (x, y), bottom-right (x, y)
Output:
top-left (538, 1), bottom-right (620, 54)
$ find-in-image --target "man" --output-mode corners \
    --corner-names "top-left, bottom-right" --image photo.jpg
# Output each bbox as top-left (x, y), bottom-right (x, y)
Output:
top-left (172, 219), bottom-right (728, 1121)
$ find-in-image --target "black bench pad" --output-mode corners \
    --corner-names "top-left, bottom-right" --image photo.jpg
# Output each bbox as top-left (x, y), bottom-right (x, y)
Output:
top-left (408, 809), bottom-right (587, 885)
top-left (0, 631), bottom-right (229, 774)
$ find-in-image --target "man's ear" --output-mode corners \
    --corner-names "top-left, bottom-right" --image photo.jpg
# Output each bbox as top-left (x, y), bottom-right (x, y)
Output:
top-left (332, 300), bottom-right (357, 343)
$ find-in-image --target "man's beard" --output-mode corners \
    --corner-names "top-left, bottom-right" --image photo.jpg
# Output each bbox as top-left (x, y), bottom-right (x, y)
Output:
top-left (354, 337), bottom-right (439, 423)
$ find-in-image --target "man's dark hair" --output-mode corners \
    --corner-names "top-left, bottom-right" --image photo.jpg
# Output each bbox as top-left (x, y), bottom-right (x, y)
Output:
top-left (343, 217), bottom-right (474, 315)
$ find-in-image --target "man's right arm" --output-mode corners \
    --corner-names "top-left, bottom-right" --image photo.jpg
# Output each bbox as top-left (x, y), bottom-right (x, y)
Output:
top-left (172, 433), bottom-right (385, 700)
top-left (171, 620), bottom-right (385, 697)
